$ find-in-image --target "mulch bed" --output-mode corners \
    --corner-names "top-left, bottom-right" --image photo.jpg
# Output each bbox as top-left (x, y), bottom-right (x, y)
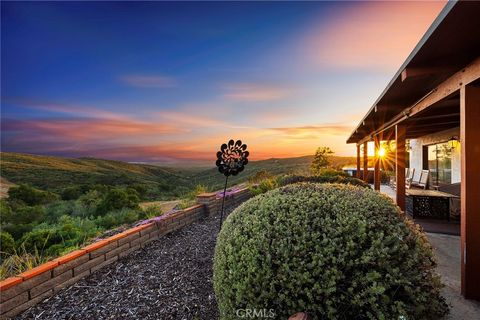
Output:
top-left (16, 209), bottom-right (233, 320)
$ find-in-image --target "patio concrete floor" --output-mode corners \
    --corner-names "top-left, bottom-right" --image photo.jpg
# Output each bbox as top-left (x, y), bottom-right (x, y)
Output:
top-left (428, 233), bottom-right (480, 319)
top-left (373, 185), bottom-right (480, 318)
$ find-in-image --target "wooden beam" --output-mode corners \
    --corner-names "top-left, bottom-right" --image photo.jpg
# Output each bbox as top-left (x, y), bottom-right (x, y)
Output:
top-left (363, 142), bottom-right (368, 182)
top-left (460, 84), bottom-right (480, 301)
top-left (409, 57), bottom-right (480, 118)
top-left (410, 113), bottom-right (460, 121)
top-left (401, 65), bottom-right (458, 82)
top-left (356, 145), bottom-right (361, 179)
top-left (395, 125), bottom-right (406, 211)
top-left (353, 57), bottom-right (480, 145)
top-left (407, 121), bottom-right (460, 129)
top-left (374, 136), bottom-right (381, 190)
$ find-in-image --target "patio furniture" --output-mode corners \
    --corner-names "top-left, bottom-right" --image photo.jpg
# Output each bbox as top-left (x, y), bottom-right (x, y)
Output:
top-left (410, 169), bottom-right (429, 189)
top-left (406, 189), bottom-right (459, 221)
top-left (390, 168), bottom-right (415, 190)
top-left (406, 168), bottom-right (415, 188)
top-left (438, 183), bottom-right (461, 220)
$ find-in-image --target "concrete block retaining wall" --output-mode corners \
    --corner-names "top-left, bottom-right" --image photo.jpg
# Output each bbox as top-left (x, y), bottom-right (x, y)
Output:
top-left (0, 187), bottom-right (252, 318)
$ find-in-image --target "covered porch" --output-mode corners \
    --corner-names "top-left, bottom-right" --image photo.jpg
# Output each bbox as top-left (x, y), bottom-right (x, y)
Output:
top-left (347, 1), bottom-right (480, 301)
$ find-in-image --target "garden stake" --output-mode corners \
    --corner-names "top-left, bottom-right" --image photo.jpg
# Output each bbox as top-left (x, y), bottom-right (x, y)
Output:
top-left (219, 175), bottom-right (229, 230)
top-left (215, 139), bottom-right (249, 230)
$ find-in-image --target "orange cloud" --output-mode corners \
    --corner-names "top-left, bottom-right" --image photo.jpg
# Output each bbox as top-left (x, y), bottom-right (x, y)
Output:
top-left (302, 1), bottom-right (446, 71)
top-left (224, 83), bottom-right (293, 102)
top-left (4, 118), bottom-right (186, 143)
top-left (120, 75), bottom-right (176, 88)
top-left (269, 124), bottom-right (353, 137)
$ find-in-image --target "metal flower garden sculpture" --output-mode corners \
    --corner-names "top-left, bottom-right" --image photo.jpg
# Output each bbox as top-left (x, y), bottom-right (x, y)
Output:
top-left (216, 139), bottom-right (249, 228)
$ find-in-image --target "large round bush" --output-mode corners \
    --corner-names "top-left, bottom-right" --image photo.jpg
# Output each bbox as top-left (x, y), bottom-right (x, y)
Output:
top-left (279, 174), bottom-right (370, 189)
top-left (213, 183), bottom-right (447, 319)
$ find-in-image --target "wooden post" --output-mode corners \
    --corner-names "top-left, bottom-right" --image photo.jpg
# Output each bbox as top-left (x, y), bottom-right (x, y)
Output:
top-left (460, 84), bottom-right (480, 300)
top-left (363, 142), bottom-right (368, 182)
top-left (356, 144), bottom-right (361, 179)
top-left (395, 125), bottom-right (406, 211)
top-left (374, 136), bottom-right (381, 190)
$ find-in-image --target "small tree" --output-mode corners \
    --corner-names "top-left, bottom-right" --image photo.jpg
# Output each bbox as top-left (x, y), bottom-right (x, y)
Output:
top-left (310, 147), bottom-right (334, 174)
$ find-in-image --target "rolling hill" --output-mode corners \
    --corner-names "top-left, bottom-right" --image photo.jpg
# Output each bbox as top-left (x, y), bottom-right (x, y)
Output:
top-left (0, 152), bottom-right (194, 198)
top-left (0, 152), bottom-right (356, 198)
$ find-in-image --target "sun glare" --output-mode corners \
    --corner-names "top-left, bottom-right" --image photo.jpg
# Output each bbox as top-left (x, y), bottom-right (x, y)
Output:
top-left (378, 148), bottom-right (386, 158)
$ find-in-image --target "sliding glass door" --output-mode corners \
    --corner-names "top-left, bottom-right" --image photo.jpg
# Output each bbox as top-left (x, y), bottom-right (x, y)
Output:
top-left (427, 142), bottom-right (452, 186)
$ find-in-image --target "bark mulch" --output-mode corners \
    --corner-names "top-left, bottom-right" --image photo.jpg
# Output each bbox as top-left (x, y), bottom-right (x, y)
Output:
top-left (16, 209), bottom-right (233, 320)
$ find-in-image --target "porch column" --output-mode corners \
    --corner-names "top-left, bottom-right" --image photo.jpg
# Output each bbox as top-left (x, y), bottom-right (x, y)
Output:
top-left (460, 84), bottom-right (480, 300)
top-left (395, 124), bottom-right (406, 211)
top-left (374, 136), bottom-right (381, 190)
top-left (356, 144), bottom-right (361, 179)
top-left (363, 142), bottom-right (368, 182)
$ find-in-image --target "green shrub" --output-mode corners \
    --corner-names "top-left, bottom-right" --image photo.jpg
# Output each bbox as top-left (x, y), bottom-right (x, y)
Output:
top-left (17, 215), bottom-right (100, 255)
top-left (78, 190), bottom-right (103, 208)
top-left (248, 170), bottom-right (274, 184)
top-left (143, 204), bottom-right (163, 219)
top-left (0, 232), bottom-right (15, 259)
top-left (61, 186), bottom-right (84, 200)
top-left (279, 174), bottom-right (370, 189)
top-left (8, 184), bottom-right (58, 206)
top-left (130, 183), bottom-right (149, 200)
top-left (96, 188), bottom-right (140, 216)
top-left (1, 224), bottom-right (33, 242)
top-left (214, 183), bottom-right (448, 319)
top-left (177, 198), bottom-right (196, 210)
top-left (316, 168), bottom-right (349, 177)
top-left (18, 228), bottom-right (64, 253)
top-left (1, 205), bottom-right (45, 225)
top-left (44, 200), bottom-right (76, 222)
top-left (1, 205), bottom-right (46, 240)
top-left (249, 178), bottom-right (279, 196)
top-left (95, 208), bottom-right (142, 229)
top-left (0, 200), bottom-right (12, 218)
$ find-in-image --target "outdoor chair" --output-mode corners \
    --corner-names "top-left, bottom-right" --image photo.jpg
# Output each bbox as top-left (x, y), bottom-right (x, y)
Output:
top-left (406, 168), bottom-right (415, 189)
top-left (410, 169), bottom-right (429, 189)
top-left (390, 168), bottom-right (415, 190)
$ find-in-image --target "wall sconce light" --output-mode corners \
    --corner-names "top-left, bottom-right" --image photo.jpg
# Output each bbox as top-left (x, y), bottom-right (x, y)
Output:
top-left (449, 136), bottom-right (459, 150)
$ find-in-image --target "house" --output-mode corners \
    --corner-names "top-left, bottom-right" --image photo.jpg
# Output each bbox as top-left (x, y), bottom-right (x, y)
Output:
top-left (346, 0), bottom-right (480, 301)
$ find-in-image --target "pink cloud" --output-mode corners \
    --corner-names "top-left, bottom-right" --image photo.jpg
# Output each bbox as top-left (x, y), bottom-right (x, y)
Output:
top-left (156, 110), bottom-right (232, 128)
top-left (3, 118), bottom-right (186, 145)
top-left (3, 98), bottom-right (128, 120)
top-left (224, 83), bottom-right (293, 102)
top-left (302, 1), bottom-right (446, 71)
top-left (120, 75), bottom-right (176, 88)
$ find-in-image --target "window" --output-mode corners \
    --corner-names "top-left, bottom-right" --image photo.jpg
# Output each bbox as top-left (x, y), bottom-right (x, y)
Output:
top-left (427, 142), bottom-right (452, 186)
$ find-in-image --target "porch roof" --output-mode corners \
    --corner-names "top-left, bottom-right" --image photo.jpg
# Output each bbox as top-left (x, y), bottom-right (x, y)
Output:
top-left (347, 1), bottom-right (480, 144)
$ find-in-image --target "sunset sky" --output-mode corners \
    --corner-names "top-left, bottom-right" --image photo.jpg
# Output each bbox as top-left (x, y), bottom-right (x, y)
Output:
top-left (1, 1), bottom-right (446, 163)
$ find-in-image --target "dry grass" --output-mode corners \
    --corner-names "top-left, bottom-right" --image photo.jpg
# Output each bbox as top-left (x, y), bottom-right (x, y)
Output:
top-left (139, 200), bottom-right (180, 212)
top-left (0, 177), bottom-right (16, 199)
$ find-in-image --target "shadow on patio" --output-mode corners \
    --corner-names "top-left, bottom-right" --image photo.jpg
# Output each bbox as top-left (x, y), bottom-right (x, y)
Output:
top-left (377, 184), bottom-right (480, 319)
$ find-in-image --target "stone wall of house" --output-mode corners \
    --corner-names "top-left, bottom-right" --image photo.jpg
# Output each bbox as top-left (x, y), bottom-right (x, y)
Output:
top-left (0, 187), bottom-right (252, 319)
top-left (409, 127), bottom-right (461, 184)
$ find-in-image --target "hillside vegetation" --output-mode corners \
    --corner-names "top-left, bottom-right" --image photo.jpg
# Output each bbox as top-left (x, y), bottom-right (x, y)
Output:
top-left (0, 153), bottom-right (193, 199)
top-left (0, 153), bottom-right (356, 197)
top-left (0, 152), bottom-right (354, 196)
top-left (0, 151), bottom-right (356, 279)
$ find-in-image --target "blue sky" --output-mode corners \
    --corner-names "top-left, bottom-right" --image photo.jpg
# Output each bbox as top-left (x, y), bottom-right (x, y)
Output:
top-left (1, 1), bottom-right (445, 162)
